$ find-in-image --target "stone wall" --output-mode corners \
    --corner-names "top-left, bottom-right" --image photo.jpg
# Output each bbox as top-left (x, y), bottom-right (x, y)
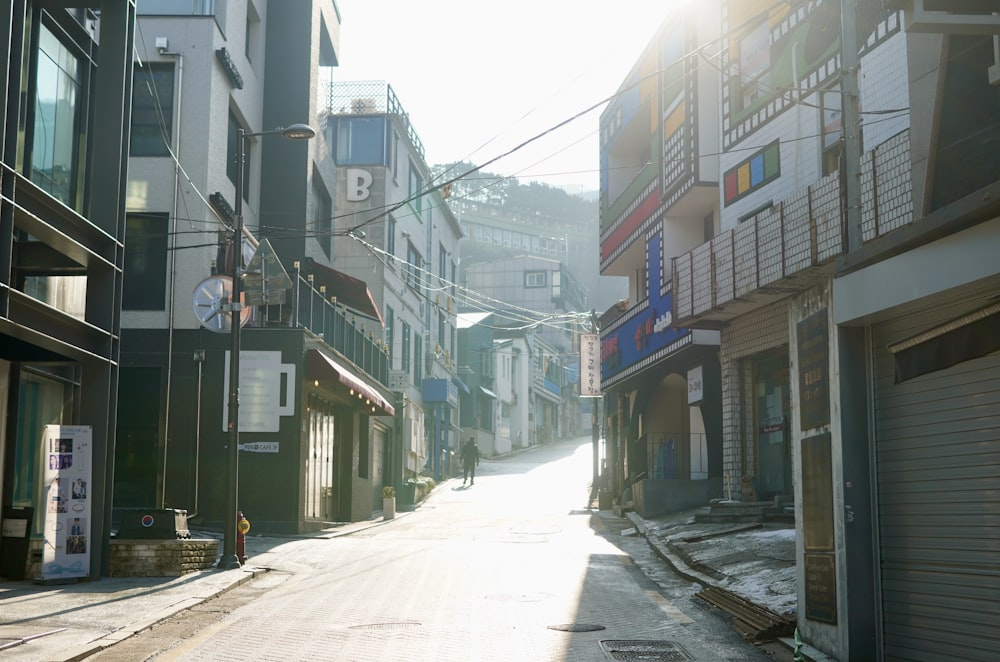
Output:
top-left (108, 539), bottom-right (219, 577)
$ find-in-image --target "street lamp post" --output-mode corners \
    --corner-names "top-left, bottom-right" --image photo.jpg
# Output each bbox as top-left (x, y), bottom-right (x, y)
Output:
top-left (219, 123), bottom-right (315, 570)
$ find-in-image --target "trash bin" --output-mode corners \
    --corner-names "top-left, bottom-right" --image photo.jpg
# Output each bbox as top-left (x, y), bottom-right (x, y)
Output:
top-left (1, 506), bottom-right (34, 580)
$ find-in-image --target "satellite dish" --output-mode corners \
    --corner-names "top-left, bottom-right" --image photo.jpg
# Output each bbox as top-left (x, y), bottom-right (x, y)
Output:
top-left (192, 275), bottom-right (250, 333)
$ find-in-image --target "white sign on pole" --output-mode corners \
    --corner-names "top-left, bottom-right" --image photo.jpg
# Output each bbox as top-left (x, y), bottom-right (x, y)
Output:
top-left (580, 334), bottom-right (601, 397)
top-left (40, 425), bottom-right (92, 581)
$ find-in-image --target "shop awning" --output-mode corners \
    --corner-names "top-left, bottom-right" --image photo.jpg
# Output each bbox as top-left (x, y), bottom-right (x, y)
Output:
top-left (304, 258), bottom-right (384, 325)
top-left (307, 349), bottom-right (395, 416)
top-left (479, 386), bottom-right (497, 399)
top-left (452, 376), bottom-right (471, 394)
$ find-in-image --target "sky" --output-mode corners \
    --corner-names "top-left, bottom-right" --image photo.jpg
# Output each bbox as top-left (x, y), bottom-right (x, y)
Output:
top-left (330, 1), bottom-right (675, 193)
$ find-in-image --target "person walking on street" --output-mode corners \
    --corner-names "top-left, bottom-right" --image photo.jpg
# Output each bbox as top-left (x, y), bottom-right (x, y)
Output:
top-left (461, 437), bottom-right (480, 486)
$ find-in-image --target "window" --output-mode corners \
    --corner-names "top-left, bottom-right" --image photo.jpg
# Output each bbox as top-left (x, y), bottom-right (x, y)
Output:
top-left (227, 112), bottom-right (251, 202)
top-left (334, 116), bottom-right (386, 165)
top-left (124, 213), bottom-right (168, 310)
top-left (408, 159), bottom-right (423, 216)
top-left (245, 2), bottom-right (261, 64)
top-left (385, 306), bottom-right (395, 360)
top-left (438, 243), bottom-right (447, 286)
top-left (401, 322), bottom-right (411, 374)
top-left (31, 24), bottom-right (84, 207)
top-left (551, 270), bottom-right (561, 299)
top-left (391, 130), bottom-right (400, 179)
top-left (405, 241), bottom-right (422, 292)
top-left (313, 177), bottom-right (333, 258)
top-left (503, 231), bottom-right (511, 248)
top-left (130, 63), bottom-right (174, 156)
top-left (437, 310), bottom-right (445, 349)
top-left (414, 335), bottom-right (423, 385)
top-left (525, 271), bottom-right (546, 288)
top-left (386, 215), bottom-right (396, 260)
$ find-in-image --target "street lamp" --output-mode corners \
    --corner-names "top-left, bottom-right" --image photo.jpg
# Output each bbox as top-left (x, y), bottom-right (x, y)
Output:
top-left (219, 123), bottom-right (315, 570)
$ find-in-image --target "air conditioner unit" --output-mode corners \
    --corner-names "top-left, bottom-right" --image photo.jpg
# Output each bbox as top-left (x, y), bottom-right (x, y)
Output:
top-left (350, 98), bottom-right (377, 114)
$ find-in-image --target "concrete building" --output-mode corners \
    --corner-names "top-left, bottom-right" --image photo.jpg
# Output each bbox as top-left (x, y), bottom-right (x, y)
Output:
top-left (597, 3), bottom-right (725, 519)
top-left (656, 1), bottom-right (999, 659)
top-left (1, 1), bottom-right (135, 578)
top-left (120, 1), bottom-right (397, 533)
top-left (325, 81), bottom-right (464, 483)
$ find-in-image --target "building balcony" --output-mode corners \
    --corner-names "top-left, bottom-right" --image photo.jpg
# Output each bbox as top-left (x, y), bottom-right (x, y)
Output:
top-left (672, 131), bottom-right (913, 328)
top-left (249, 267), bottom-right (389, 389)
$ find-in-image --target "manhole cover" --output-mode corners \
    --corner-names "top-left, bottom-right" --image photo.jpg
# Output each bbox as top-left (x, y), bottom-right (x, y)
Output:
top-left (599, 639), bottom-right (693, 661)
top-left (348, 621), bottom-right (421, 631)
top-left (509, 525), bottom-right (561, 535)
top-left (484, 591), bottom-right (552, 602)
top-left (548, 623), bottom-right (606, 632)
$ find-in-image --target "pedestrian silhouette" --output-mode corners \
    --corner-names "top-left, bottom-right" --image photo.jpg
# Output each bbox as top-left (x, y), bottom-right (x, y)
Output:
top-left (461, 437), bottom-right (480, 486)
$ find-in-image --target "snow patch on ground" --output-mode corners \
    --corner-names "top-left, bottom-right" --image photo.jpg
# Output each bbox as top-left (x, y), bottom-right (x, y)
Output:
top-left (726, 566), bottom-right (798, 615)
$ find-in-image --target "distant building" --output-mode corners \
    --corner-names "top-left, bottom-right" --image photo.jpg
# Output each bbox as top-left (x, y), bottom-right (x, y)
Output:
top-left (326, 81), bottom-right (465, 482)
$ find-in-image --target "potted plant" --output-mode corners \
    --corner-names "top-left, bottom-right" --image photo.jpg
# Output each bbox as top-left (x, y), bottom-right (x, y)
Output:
top-left (382, 485), bottom-right (396, 520)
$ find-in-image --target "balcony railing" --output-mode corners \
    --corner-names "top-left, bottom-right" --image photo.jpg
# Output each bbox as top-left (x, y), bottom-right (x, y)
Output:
top-left (249, 270), bottom-right (389, 388)
top-left (672, 131), bottom-right (913, 327)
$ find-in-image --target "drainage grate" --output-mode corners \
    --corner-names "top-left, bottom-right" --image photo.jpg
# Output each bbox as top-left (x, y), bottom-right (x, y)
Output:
top-left (599, 640), bottom-right (693, 661)
top-left (547, 623), bottom-right (606, 632)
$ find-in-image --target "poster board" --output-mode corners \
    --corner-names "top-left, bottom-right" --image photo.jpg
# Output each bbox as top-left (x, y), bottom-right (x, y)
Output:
top-left (40, 425), bottom-right (92, 581)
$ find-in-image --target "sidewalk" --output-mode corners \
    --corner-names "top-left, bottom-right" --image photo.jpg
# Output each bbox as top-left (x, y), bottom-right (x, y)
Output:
top-left (0, 512), bottom-right (409, 662)
top-left (625, 506), bottom-right (836, 662)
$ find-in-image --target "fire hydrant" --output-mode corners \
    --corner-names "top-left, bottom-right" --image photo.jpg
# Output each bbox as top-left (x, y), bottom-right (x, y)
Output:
top-left (236, 511), bottom-right (250, 564)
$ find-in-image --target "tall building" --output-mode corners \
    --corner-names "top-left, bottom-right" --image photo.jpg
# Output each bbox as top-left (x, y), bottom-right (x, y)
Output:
top-left (598, 3), bottom-right (725, 519)
top-left (623, 1), bottom-right (1000, 659)
top-left (1, 1), bottom-right (135, 577)
top-left (121, 1), bottom-right (395, 533)
top-left (326, 81), bottom-right (464, 482)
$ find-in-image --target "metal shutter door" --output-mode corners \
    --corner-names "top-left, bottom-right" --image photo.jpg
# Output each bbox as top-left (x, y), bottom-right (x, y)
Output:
top-left (872, 304), bottom-right (1000, 662)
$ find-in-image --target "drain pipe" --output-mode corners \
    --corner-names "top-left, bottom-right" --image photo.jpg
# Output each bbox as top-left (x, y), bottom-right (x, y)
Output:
top-left (157, 41), bottom-right (184, 509)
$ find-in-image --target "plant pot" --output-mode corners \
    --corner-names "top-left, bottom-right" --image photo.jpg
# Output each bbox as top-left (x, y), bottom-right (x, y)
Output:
top-left (383, 496), bottom-right (396, 520)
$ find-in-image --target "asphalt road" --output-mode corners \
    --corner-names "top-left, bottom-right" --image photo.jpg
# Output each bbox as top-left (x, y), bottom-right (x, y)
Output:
top-left (85, 437), bottom-right (786, 661)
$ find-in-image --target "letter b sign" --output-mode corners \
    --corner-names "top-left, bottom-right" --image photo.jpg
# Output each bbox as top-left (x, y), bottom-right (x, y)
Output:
top-left (347, 169), bottom-right (373, 201)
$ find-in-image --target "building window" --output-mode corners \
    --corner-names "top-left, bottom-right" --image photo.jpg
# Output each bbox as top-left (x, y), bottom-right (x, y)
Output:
top-left (408, 159), bottom-right (424, 217)
top-left (31, 24), bottom-right (84, 207)
top-left (525, 271), bottom-right (546, 288)
top-left (391, 130), bottom-right (400, 180)
top-left (406, 241), bottom-right (422, 292)
top-left (551, 270), bottom-right (561, 299)
top-left (227, 111), bottom-right (251, 202)
top-left (386, 215), bottom-right (397, 262)
top-left (130, 63), bottom-right (174, 156)
top-left (245, 1), bottom-right (261, 64)
top-left (123, 213), bottom-right (168, 310)
top-left (437, 310), bottom-right (445, 349)
top-left (414, 334), bottom-right (423, 385)
top-left (385, 306), bottom-right (395, 360)
top-left (401, 321), bottom-right (411, 374)
top-left (334, 116), bottom-right (386, 165)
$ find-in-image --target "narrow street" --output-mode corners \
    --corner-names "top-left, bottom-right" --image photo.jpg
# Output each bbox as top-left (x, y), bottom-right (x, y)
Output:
top-left (83, 437), bottom-right (786, 661)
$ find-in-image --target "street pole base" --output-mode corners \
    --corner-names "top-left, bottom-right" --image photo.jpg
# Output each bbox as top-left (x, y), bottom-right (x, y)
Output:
top-left (216, 554), bottom-right (242, 570)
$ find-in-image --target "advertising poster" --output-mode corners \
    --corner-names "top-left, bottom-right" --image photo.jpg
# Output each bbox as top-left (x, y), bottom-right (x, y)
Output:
top-left (40, 425), bottom-right (92, 581)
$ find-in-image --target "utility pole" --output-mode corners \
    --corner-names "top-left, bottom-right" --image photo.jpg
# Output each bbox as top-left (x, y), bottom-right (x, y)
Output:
top-left (841, 0), bottom-right (863, 252)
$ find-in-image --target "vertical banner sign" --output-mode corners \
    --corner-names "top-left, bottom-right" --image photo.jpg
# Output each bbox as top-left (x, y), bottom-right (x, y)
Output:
top-left (580, 334), bottom-right (601, 397)
top-left (41, 425), bottom-right (92, 580)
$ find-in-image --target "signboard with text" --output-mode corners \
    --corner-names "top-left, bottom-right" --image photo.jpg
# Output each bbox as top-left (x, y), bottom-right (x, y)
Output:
top-left (580, 334), bottom-right (601, 397)
top-left (40, 425), bottom-right (92, 581)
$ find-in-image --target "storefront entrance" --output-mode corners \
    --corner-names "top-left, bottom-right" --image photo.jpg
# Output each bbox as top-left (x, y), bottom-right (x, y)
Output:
top-left (753, 351), bottom-right (790, 501)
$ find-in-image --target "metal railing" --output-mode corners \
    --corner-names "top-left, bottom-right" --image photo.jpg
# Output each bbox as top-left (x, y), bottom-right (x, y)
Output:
top-left (325, 80), bottom-right (425, 160)
top-left (672, 131), bottom-right (913, 325)
top-left (248, 270), bottom-right (389, 387)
